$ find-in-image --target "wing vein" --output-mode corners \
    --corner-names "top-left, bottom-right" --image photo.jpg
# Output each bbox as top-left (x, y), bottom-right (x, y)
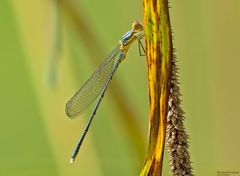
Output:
top-left (65, 44), bottom-right (121, 118)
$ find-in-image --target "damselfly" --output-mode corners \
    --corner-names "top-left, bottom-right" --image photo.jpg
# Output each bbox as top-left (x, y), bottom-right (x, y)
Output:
top-left (65, 20), bottom-right (145, 163)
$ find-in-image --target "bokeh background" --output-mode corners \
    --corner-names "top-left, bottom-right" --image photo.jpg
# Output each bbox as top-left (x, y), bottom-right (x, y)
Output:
top-left (1, 0), bottom-right (240, 175)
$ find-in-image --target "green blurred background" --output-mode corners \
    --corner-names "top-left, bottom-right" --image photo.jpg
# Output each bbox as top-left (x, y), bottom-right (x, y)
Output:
top-left (0, 0), bottom-right (239, 175)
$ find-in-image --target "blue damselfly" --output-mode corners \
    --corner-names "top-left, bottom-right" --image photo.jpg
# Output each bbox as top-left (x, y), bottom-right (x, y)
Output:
top-left (65, 20), bottom-right (144, 163)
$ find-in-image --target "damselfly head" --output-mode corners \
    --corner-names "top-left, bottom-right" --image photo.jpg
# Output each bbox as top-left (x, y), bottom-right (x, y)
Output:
top-left (132, 20), bottom-right (143, 32)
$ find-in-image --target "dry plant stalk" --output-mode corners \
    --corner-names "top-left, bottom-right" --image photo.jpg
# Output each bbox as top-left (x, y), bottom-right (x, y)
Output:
top-left (140, 0), bottom-right (173, 175)
top-left (141, 0), bottom-right (193, 175)
top-left (166, 54), bottom-right (193, 175)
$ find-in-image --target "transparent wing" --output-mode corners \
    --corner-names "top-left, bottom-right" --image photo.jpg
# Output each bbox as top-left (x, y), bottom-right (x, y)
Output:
top-left (65, 44), bottom-right (121, 118)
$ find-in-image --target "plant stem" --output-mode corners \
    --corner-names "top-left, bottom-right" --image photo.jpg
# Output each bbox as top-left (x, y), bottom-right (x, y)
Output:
top-left (140, 0), bottom-right (173, 175)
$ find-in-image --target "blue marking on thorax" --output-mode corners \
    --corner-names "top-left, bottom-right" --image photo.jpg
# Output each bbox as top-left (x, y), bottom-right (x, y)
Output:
top-left (121, 30), bottom-right (134, 45)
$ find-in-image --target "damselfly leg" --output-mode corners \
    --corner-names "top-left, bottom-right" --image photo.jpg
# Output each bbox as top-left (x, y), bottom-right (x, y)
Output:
top-left (138, 39), bottom-right (146, 56)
